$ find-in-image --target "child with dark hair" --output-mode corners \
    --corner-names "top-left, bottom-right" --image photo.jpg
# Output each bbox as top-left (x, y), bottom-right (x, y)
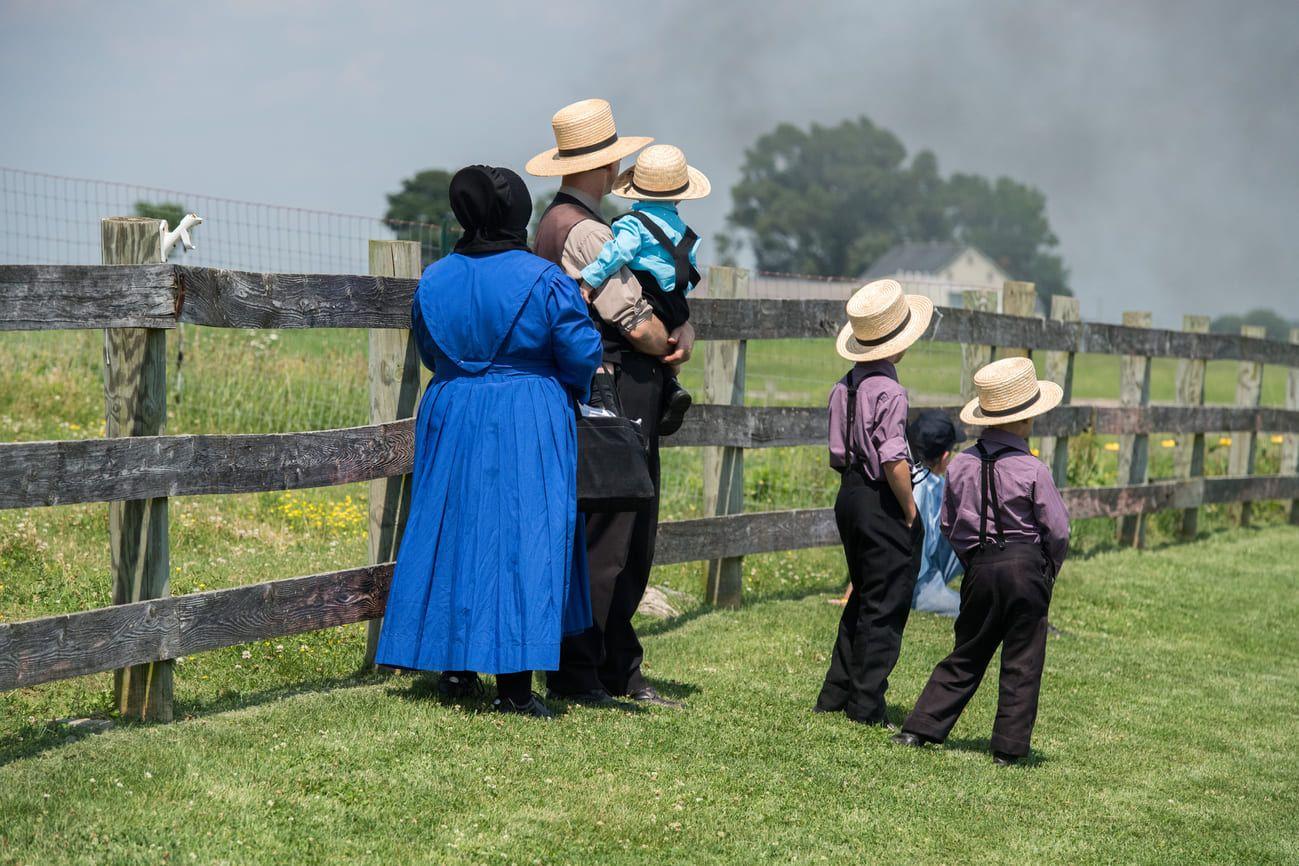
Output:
top-left (907, 410), bottom-right (963, 617)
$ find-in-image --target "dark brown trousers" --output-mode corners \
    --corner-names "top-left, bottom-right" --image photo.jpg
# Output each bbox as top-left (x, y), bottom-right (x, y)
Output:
top-left (903, 543), bottom-right (1053, 757)
top-left (547, 353), bottom-right (662, 697)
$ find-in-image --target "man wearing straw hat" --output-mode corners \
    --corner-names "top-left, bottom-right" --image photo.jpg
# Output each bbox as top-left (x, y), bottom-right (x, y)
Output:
top-left (893, 357), bottom-right (1070, 765)
top-left (529, 98), bottom-right (693, 708)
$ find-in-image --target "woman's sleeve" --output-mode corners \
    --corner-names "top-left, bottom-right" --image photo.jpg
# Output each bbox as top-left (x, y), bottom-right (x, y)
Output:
top-left (578, 215), bottom-right (644, 289)
top-left (410, 295), bottom-right (439, 372)
top-left (547, 271), bottom-right (604, 402)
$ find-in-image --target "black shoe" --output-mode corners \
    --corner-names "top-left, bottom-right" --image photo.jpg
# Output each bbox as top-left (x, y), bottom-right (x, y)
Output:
top-left (545, 688), bottom-right (616, 706)
top-left (435, 672), bottom-right (484, 699)
top-left (627, 686), bottom-right (684, 709)
top-left (992, 751), bottom-right (1020, 766)
top-left (657, 379), bottom-right (692, 437)
top-left (891, 732), bottom-right (932, 748)
top-left (493, 694), bottom-right (554, 718)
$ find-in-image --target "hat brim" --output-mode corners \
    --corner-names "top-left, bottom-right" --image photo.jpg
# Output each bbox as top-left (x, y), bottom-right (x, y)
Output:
top-left (959, 379), bottom-right (1064, 426)
top-left (525, 136), bottom-right (654, 178)
top-left (835, 295), bottom-right (934, 362)
top-left (610, 164), bottom-right (711, 201)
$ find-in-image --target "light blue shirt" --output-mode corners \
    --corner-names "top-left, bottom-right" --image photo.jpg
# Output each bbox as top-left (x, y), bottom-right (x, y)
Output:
top-left (579, 201), bottom-right (701, 293)
top-left (912, 470), bottom-right (963, 617)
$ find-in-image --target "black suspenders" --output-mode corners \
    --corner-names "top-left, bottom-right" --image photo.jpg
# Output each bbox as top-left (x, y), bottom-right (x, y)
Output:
top-left (626, 211), bottom-right (702, 292)
top-left (842, 368), bottom-right (891, 475)
top-left (974, 442), bottom-right (1017, 549)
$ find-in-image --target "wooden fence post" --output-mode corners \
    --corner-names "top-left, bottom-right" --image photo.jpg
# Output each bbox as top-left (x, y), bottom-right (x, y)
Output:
top-left (703, 266), bottom-right (748, 608)
top-left (997, 281), bottom-right (1037, 360)
top-left (362, 240), bottom-right (422, 669)
top-left (1117, 311), bottom-right (1152, 548)
top-left (102, 217), bottom-right (172, 722)
top-left (1174, 315), bottom-right (1210, 539)
top-left (1285, 328), bottom-right (1299, 526)
top-left (1038, 295), bottom-right (1080, 487)
top-left (1228, 325), bottom-right (1266, 526)
top-left (960, 289), bottom-right (997, 402)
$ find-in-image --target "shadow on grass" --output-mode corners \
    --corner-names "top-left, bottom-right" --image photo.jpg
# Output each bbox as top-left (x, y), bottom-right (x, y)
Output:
top-left (0, 668), bottom-right (386, 767)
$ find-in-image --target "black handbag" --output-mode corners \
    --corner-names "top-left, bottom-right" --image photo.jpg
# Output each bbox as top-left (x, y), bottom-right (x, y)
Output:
top-left (576, 370), bottom-right (655, 513)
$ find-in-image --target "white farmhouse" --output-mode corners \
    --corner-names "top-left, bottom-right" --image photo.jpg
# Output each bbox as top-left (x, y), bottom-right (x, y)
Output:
top-left (861, 241), bottom-right (1009, 310)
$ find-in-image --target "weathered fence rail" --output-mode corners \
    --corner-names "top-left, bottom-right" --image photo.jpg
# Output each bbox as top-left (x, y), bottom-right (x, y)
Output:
top-left (6, 262), bottom-right (1299, 365)
top-left (3, 243), bottom-right (1298, 718)
top-left (3, 405), bottom-right (1299, 510)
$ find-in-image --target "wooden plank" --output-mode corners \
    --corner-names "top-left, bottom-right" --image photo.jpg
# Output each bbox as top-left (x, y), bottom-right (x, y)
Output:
top-left (6, 405), bottom-right (1299, 511)
top-left (364, 240), bottom-right (422, 668)
top-left (960, 290), bottom-right (997, 403)
top-left (1229, 325), bottom-right (1266, 526)
top-left (9, 470), bottom-right (1299, 694)
top-left (996, 280), bottom-right (1038, 359)
top-left (1038, 295), bottom-right (1080, 486)
top-left (1287, 329), bottom-right (1299, 526)
top-left (6, 261), bottom-right (1299, 367)
top-left (692, 297), bottom-right (1299, 366)
top-left (701, 266), bottom-right (748, 608)
top-left (0, 422), bottom-right (415, 509)
top-left (102, 217), bottom-right (172, 723)
top-left (176, 266), bottom-right (417, 329)
top-left (1116, 311), bottom-right (1153, 548)
top-left (0, 263), bottom-right (178, 330)
top-left (1174, 315), bottom-right (1211, 538)
top-left (0, 565), bottom-right (393, 692)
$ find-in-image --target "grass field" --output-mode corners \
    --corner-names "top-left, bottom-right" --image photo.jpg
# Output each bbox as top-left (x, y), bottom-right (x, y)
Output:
top-left (1, 326), bottom-right (1298, 863)
top-left (2, 526), bottom-right (1297, 864)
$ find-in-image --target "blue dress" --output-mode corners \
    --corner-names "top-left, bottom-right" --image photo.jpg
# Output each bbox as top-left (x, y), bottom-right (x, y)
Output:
top-left (375, 249), bottom-right (603, 674)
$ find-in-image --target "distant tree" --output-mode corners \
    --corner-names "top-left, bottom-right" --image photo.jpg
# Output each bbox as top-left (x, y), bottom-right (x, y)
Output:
top-left (385, 169), bottom-right (455, 261)
top-left (727, 117), bottom-right (942, 277)
top-left (725, 116), bottom-right (1071, 306)
top-left (133, 200), bottom-right (186, 227)
top-left (944, 173), bottom-right (1071, 304)
top-left (1211, 308), bottom-right (1296, 342)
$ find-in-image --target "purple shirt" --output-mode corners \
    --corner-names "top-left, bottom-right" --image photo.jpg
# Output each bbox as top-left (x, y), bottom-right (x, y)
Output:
top-left (827, 360), bottom-right (910, 481)
top-left (941, 428), bottom-right (1070, 577)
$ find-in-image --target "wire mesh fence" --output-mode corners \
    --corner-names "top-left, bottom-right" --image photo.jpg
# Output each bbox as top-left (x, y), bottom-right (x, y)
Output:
top-left (0, 166), bottom-right (450, 274)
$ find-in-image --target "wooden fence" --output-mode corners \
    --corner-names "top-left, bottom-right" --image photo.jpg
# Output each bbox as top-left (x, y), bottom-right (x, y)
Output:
top-left (2, 219), bottom-right (1299, 723)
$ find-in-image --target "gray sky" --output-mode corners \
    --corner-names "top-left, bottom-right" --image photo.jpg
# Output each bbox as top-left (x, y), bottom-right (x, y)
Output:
top-left (2, 0), bottom-right (1297, 326)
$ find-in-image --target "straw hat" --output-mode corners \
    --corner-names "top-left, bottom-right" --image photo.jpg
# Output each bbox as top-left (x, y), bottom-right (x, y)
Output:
top-left (960, 357), bottom-right (1064, 426)
top-left (526, 98), bottom-right (653, 177)
top-left (611, 145), bottom-right (711, 201)
top-left (835, 279), bottom-right (934, 362)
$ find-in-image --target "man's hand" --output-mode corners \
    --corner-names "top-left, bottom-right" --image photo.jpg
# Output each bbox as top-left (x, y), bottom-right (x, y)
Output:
top-left (661, 321), bottom-right (696, 366)
top-left (626, 315), bottom-right (671, 355)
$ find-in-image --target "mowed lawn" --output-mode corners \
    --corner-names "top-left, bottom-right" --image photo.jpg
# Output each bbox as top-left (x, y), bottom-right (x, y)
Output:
top-left (2, 525), bottom-right (1297, 864)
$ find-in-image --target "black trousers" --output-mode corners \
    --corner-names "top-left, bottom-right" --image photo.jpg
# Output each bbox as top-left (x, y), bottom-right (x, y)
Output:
top-left (548, 352), bottom-right (663, 696)
top-left (903, 543), bottom-right (1053, 757)
top-left (816, 471), bottom-right (923, 722)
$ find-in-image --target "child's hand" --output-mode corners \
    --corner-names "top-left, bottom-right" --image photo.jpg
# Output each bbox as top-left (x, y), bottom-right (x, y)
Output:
top-left (661, 322), bottom-right (695, 365)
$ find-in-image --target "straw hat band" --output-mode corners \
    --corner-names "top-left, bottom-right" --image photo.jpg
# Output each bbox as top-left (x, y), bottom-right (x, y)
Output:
top-left (977, 386), bottom-right (1042, 418)
top-left (853, 308), bottom-right (912, 348)
top-left (632, 178), bottom-right (691, 197)
top-left (557, 132), bottom-right (620, 158)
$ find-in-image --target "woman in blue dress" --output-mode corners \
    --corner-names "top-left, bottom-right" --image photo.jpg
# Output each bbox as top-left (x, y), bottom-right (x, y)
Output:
top-left (375, 165), bottom-right (603, 717)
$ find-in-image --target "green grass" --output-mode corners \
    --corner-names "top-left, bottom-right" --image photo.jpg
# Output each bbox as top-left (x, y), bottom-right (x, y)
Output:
top-left (2, 526), bottom-right (1298, 864)
top-left (2, 327), bottom-right (1298, 862)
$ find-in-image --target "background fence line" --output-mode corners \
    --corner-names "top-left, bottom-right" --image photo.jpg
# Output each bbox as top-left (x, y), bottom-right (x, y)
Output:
top-left (3, 245), bottom-right (1299, 719)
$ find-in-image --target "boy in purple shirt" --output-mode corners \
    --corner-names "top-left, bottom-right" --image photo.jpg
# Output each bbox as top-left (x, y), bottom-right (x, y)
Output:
top-left (814, 280), bottom-right (934, 726)
top-left (894, 357), bottom-right (1070, 765)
